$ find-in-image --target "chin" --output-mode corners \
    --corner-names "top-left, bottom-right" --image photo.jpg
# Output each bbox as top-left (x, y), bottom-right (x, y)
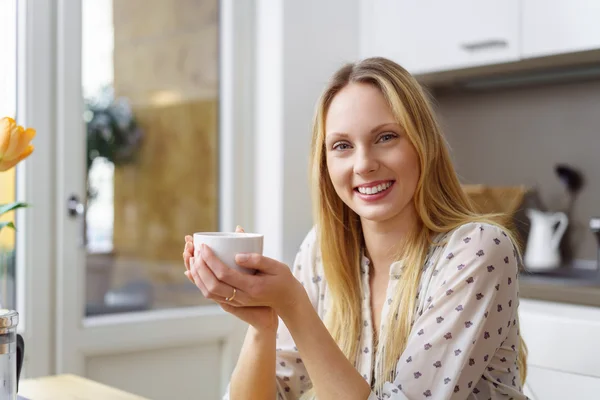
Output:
top-left (353, 205), bottom-right (401, 223)
top-left (350, 196), bottom-right (415, 225)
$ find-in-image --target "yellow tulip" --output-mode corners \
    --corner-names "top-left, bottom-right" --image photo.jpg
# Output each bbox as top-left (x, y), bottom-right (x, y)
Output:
top-left (0, 117), bottom-right (35, 172)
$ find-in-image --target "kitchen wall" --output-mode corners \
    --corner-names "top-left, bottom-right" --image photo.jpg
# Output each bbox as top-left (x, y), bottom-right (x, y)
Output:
top-left (433, 79), bottom-right (600, 261)
top-left (254, 0), bottom-right (360, 264)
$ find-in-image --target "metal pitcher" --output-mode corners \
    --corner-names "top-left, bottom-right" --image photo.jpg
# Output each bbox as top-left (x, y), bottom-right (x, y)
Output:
top-left (0, 310), bottom-right (24, 399)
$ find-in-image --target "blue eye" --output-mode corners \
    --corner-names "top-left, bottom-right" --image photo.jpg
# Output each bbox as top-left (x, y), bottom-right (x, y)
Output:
top-left (378, 133), bottom-right (397, 143)
top-left (333, 142), bottom-right (351, 151)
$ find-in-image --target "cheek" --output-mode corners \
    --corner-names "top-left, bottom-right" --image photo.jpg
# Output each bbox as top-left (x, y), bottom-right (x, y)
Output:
top-left (389, 149), bottom-right (420, 191)
top-left (403, 158), bottom-right (420, 185)
top-left (403, 155), bottom-right (421, 193)
top-left (326, 158), bottom-right (352, 193)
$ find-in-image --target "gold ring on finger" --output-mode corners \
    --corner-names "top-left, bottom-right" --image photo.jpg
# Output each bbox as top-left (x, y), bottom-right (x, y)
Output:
top-left (226, 287), bottom-right (237, 302)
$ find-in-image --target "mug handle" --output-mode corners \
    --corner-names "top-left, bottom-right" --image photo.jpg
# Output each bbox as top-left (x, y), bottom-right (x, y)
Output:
top-left (16, 333), bottom-right (24, 392)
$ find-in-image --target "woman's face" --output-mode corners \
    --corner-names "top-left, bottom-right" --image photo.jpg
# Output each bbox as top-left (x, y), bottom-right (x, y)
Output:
top-left (325, 82), bottom-right (420, 225)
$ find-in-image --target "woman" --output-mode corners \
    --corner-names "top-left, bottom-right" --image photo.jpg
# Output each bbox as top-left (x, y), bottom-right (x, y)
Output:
top-left (183, 57), bottom-right (528, 399)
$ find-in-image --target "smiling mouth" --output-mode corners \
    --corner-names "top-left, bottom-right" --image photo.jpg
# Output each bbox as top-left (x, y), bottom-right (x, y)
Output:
top-left (354, 180), bottom-right (395, 195)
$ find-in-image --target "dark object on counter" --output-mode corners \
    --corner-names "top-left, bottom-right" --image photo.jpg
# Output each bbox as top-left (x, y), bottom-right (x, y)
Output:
top-left (591, 217), bottom-right (600, 272)
top-left (554, 164), bottom-right (584, 263)
top-left (555, 164), bottom-right (584, 194)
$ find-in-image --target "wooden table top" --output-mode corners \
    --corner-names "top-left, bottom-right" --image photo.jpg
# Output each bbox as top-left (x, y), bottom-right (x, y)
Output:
top-left (19, 374), bottom-right (149, 400)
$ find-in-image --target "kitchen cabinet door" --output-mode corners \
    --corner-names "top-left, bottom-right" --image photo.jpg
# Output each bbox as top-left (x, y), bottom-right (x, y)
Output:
top-left (359, 0), bottom-right (454, 73)
top-left (360, 0), bottom-right (520, 75)
top-left (522, 0), bottom-right (600, 59)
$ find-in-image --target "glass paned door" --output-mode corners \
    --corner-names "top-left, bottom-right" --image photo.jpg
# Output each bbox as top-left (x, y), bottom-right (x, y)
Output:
top-left (53, 2), bottom-right (254, 395)
top-left (0, 0), bottom-right (18, 310)
top-left (82, 0), bottom-right (219, 316)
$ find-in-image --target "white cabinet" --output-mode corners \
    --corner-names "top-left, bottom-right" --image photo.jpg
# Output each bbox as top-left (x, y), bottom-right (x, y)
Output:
top-left (520, 299), bottom-right (600, 399)
top-left (361, 0), bottom-right (520, 75)
top-left (522, 0), bottom-right (600, 59)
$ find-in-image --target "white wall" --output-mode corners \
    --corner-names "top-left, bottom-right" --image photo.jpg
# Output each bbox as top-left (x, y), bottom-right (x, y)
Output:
top-left (255, 0), bottom-right (360, 264)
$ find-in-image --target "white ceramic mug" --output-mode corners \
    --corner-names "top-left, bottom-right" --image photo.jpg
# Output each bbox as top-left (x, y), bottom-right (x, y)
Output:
top-left (193, 232), bottom-right (264, 275)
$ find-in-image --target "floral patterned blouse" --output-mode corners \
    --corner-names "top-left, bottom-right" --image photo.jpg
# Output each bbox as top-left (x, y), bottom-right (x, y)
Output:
top-left (223, 222), bottom-right (527, 400)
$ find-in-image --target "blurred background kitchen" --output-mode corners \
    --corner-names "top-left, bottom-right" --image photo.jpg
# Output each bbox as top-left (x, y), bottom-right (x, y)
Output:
top-left (1, 0), bottom-right (599, 399)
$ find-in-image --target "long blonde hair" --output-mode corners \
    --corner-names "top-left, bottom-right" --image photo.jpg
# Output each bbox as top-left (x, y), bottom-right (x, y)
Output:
top-left (306, 57), bottom-right (527, 397)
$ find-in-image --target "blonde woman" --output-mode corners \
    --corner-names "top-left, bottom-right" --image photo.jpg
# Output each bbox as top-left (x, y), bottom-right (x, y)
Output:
top-left (183, 57), bottom-right (528, 400)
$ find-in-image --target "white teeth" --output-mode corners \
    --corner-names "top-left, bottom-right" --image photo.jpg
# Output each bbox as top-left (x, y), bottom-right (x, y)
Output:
top-left (357, 181), bottom-right (392, 195)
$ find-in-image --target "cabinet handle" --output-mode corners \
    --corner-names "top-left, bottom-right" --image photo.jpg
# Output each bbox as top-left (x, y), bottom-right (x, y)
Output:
top-left (460, 39), bottom-right (508, 52)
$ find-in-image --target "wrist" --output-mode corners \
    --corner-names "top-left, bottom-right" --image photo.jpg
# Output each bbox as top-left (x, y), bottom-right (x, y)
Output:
top-left (276, 280), bottom-right (309, 323)
top-left (248, 323), bottom-right (278, 340)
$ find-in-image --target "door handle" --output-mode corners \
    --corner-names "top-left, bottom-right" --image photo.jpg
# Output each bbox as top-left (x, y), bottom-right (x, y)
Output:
top-left (67, 194), bottom-right (87, 247)
top-left (67, 194), bottom-right (85, 218)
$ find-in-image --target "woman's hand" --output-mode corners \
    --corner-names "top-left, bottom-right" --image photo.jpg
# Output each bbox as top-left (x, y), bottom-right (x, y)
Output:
top-left (197, 245), bottom-right (305, 319)
top-left (183, 227), bottom-right (306, 321)
top-left (183, 227), bottom-right (279, 333)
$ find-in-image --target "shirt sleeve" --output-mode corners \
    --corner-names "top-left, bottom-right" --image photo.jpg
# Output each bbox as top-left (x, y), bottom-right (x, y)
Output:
top-left (222, 228), bottom-right (320, 400)
top-left (367, 223), bottom-right (519, 400)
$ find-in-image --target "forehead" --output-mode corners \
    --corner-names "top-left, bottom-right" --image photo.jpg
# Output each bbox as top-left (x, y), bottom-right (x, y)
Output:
top-left (325, 82), bottom-right (397, 134)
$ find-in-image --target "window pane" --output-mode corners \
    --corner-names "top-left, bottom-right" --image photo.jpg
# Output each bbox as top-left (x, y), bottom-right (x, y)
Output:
top-left (82, 0), bottom-right (219, 316)
top-left (0, 0), bottom-right (18, 310)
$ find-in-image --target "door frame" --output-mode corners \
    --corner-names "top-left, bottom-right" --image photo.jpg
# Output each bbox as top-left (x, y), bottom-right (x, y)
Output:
top-left (21, 0), bottom-right (257, 393)
top-left (16, 0), bottom-right (56, 378)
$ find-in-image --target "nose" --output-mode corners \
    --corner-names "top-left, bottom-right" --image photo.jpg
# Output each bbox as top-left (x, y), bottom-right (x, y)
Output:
top-left (353, 147), bottom-right (378, 176)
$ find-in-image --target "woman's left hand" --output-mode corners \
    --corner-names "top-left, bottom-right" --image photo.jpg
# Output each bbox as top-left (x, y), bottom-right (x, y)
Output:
top-left (192, 244), bottom-right (305, 317)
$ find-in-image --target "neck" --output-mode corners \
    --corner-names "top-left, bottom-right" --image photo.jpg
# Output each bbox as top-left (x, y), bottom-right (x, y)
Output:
top-left (361, 205), bottom-right (418, 278)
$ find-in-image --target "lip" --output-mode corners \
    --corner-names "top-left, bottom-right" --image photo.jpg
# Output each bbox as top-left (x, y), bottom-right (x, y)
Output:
top-left (354, 180), bottom-right (395, 202)
top-left (354, 180), bottom-right (395, 190)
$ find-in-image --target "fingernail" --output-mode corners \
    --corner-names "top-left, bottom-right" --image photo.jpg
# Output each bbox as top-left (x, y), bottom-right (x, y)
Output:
top-left (200, 244), bottom-right (206, 256)
top-left (236, 225), bottom-right (242, 230)
top-left (236, 253), bottom-right (249, 262)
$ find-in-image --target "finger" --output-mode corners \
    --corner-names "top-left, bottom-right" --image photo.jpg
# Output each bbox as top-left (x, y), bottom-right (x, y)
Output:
top-left (235, 225), bottom-right (245, 233)
top-left (218, 300), bottom-right (248, 312)
top-left (234, 253), bottom-right (278, 274)
top-left (220, 302), bottom-right (237, 313)
top-left (188, 262), bottom-right (210, 298)
top-left (200, 244), bottom-right (256, 293)
top-left (214, 297), bottom-right (243, 308)
top-left (183, 241), bottom-right (194, 271)
top-left (185, 241), bottom-right (194, 255)
top-left (183, 252), bottom-right (192, 271)
top-left (186, 270), bottom-right (244, 306)
top-left (194, 254), bottom-right (245, 301)
top-left (187, 268), bottom-right (238, 306)
top-left (185, 235), bottom-right (193, 243)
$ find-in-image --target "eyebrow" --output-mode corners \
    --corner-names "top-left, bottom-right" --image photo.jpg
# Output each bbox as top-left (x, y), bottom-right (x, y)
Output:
top-left (326, 122), bottom-right (400, 140)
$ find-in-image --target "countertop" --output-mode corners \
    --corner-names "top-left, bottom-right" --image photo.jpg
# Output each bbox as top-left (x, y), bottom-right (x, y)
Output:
top-left (520, 265), bottom-right (600, 307)
top-left (19, 374), bottom-right (148, 400)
